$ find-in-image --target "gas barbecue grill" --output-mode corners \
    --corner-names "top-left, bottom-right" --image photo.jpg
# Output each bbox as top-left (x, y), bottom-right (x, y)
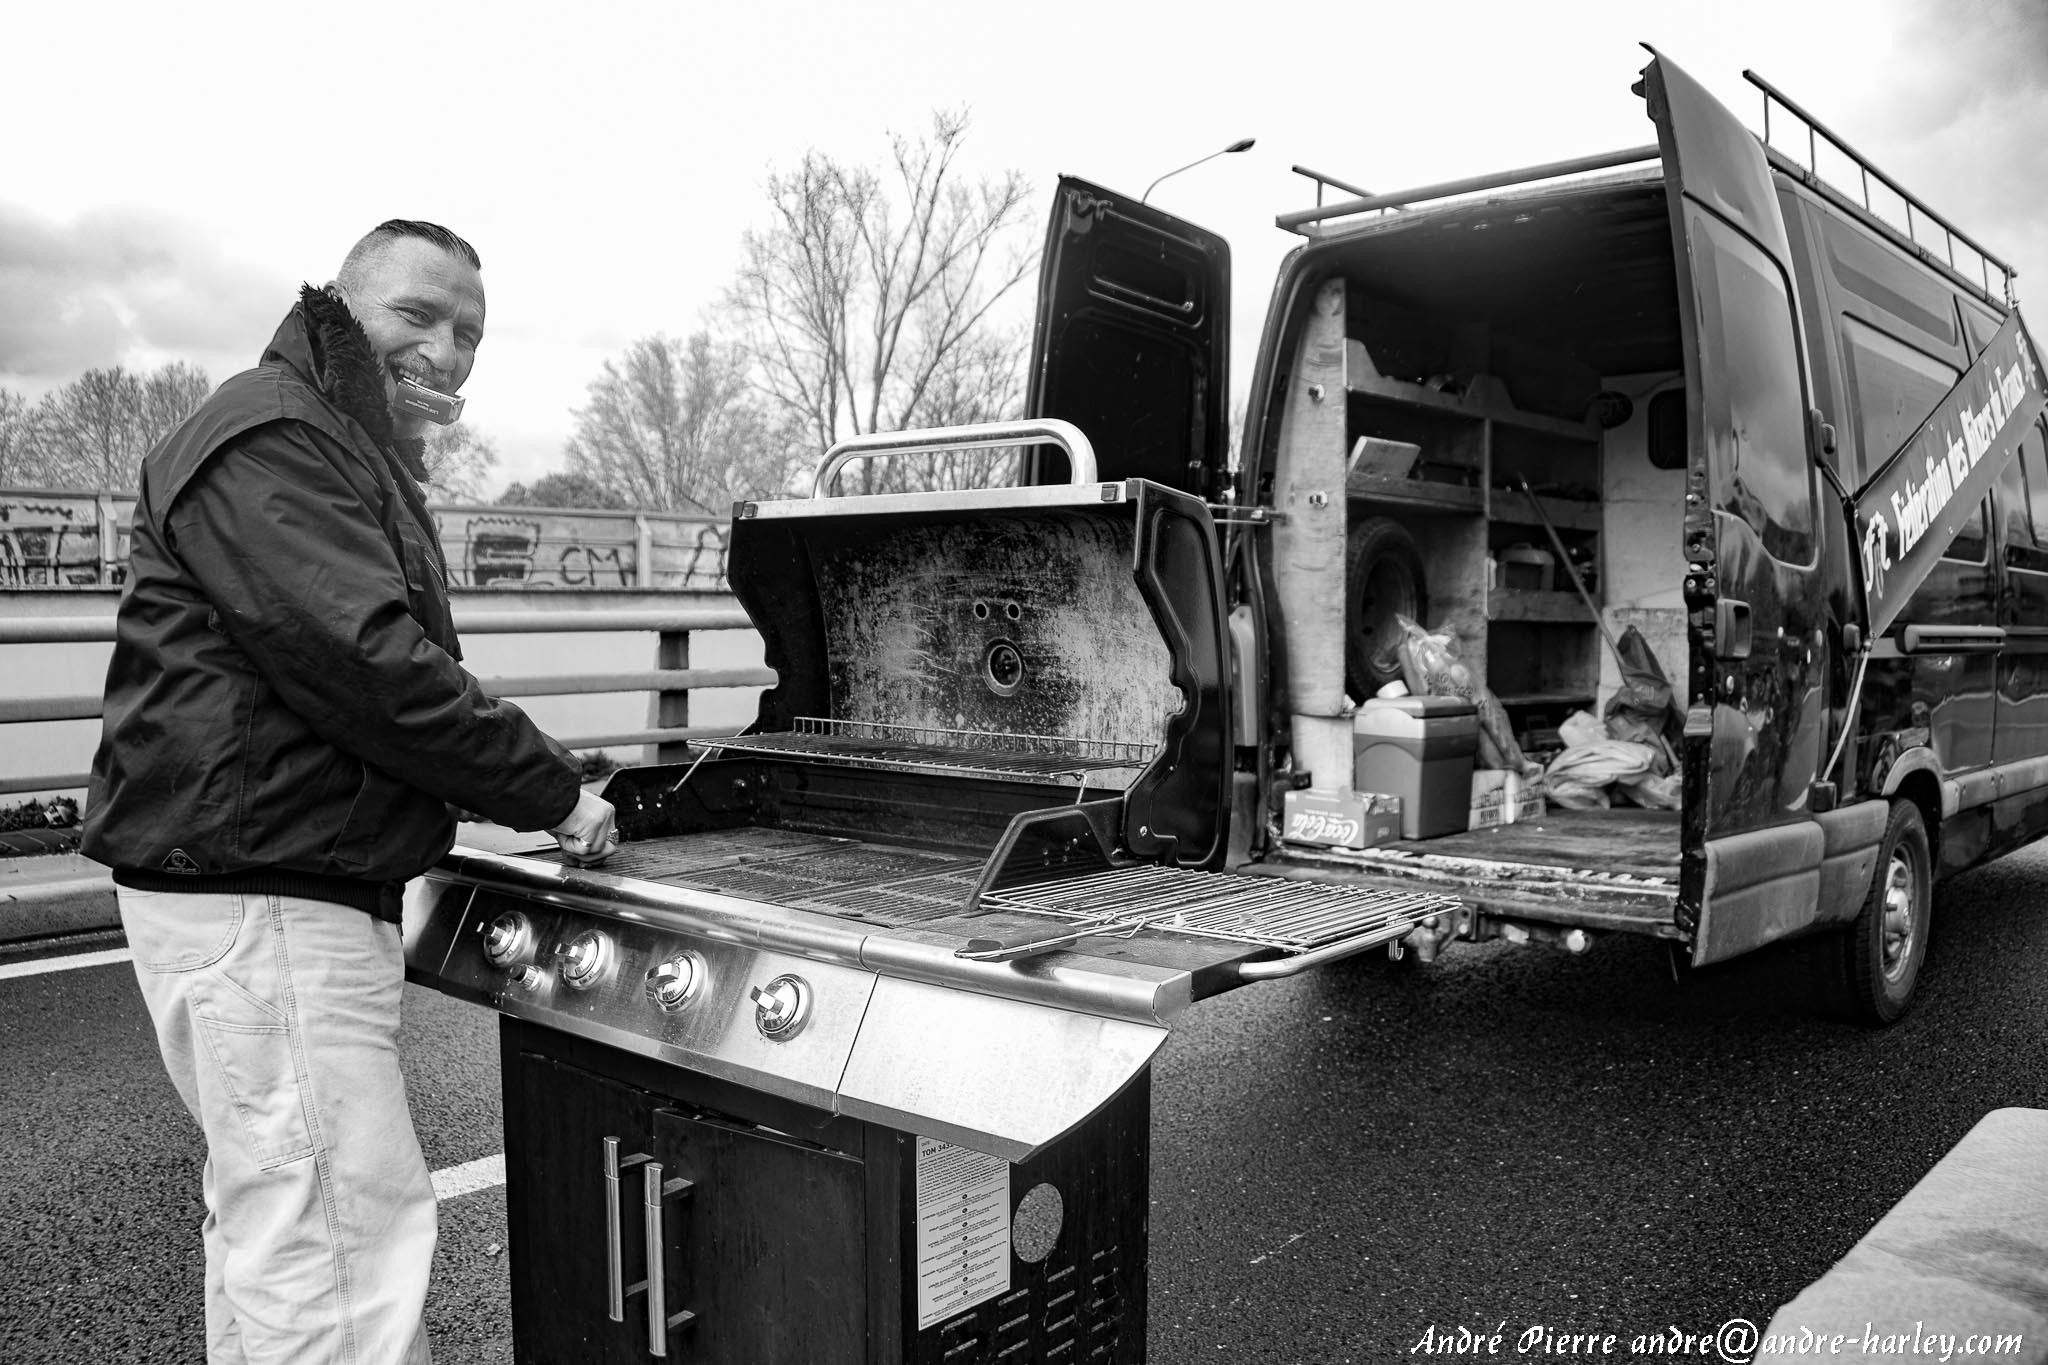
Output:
top-left (404, 421), bottom-right (1453, 1363)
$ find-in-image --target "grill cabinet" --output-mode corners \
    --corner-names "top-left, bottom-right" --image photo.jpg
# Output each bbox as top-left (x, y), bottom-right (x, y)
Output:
top-left (405, 471), bottom-right (1454, 1362)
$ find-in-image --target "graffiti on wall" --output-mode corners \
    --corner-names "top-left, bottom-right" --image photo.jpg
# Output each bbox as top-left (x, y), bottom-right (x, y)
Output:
top-left (0, 491), bottom-right (728, 591)
top-left (433, 509), bottom-right (729, 590)
top-left (0, 495), bottom-right (123, 587)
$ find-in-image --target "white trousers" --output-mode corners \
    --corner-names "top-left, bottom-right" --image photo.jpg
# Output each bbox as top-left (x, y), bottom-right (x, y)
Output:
top-left (120, 887), bottom-right (436, 1365)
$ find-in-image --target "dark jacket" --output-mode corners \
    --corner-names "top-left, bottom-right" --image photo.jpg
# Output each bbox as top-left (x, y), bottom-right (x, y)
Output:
top-left (82, 286), bottom-right (581, 919)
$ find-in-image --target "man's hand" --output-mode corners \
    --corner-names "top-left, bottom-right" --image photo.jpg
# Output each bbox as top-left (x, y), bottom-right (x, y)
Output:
top-left (549, 788), bottom-right (619, 866)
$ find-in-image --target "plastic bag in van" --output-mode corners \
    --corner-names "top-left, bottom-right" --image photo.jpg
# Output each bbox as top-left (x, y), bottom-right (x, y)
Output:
top-left (1393, 614), bottom-right (1531, 773)
top-left (1543, 739), bottom-right (1660, 810)
top-left (1558, 709), bottom-right (1608, 750)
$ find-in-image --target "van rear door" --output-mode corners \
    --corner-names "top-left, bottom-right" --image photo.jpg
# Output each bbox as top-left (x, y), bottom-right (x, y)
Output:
top-left (1641, 51), bottom-right (1832, 963)
top-left (1025, 177), bottom-right (1233, 498)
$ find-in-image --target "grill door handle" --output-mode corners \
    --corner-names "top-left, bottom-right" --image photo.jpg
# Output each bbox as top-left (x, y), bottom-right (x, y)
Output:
top-left (644, 1161), bottom-right (696, 1357)
top-left (604, 1138), bottom-right (652, 1323)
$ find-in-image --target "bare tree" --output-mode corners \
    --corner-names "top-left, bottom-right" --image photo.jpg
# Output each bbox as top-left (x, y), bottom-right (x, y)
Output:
top-left (5, 364), bottom-right (213, 491)
top-left (721, 109), bottom-right (1036, 495)
top-left (138, 364), bottom-right (214, 446)
top-left (0, 390), bottom-right (29, 487)
top-left (419, 421), bottom-right (500, 502)
top-left (564, 332), bottom-right (789, 513)
top-left (498, 471), bottom-right (630, 510)
top-left (35, 368), bottom-right (147, 491)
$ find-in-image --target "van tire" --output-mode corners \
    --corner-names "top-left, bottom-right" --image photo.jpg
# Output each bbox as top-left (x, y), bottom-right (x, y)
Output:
top-left (1345, 518), bottom-right (1429, 701)
top-left (1834, 799), bottom-right (1932, 1025)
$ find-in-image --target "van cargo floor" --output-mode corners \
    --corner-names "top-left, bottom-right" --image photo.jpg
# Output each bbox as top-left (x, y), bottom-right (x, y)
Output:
top-left (1386, 808), bottom-right (1681, 879)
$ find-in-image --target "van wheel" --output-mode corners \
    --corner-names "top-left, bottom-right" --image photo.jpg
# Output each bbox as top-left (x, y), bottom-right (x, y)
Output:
top-left (1345, 517), bottom-right (1429, 701)
top-left (1837, 800), bottom-right (1932, 1024)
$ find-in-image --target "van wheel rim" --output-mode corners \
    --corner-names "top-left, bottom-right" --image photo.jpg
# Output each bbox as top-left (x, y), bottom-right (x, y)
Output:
top-left (1880, 849), bottom-right (1918, 983)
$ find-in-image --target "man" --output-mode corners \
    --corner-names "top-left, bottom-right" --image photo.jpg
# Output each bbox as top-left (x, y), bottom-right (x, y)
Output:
top-left (82, 219), bottom-right (615, 1363)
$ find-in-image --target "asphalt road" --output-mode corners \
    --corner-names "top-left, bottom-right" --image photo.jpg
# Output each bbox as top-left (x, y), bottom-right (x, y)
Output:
top-left (4, 845), bottom-right (2044, 1365)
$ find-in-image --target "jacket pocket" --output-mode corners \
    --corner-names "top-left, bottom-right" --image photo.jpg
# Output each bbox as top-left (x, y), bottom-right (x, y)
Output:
top-left (330, 759), bottom-right (449, 877)
top-left (396, 527), bottom-right (459, 659)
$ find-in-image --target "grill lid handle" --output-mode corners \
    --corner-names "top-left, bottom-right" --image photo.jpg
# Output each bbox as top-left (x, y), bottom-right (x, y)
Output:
top-left (810, 418), bottom-right (1099, 497)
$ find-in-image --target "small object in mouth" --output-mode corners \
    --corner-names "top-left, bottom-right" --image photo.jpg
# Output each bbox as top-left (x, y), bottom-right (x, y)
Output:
top-left (394, 373), bottom-right (465, 425)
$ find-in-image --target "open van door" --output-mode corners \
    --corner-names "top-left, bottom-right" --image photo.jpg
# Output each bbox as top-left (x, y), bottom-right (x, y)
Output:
top-left (1025, 177), bottom-right (1233, 498)
top-left (1641, 51), bottom-right (1833, 965)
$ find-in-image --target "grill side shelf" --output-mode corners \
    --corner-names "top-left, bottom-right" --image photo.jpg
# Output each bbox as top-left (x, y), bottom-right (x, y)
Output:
top-left (959, 865), bottom-right (1460, 975)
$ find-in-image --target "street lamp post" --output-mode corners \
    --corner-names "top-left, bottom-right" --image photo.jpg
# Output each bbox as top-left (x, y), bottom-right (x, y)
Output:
top-left (1142, 138), bottom-right (1256, 204)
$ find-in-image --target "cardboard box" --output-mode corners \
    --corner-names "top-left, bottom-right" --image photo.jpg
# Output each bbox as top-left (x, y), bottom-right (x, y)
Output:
top-left (1469, 770), bottom-right (1511, 830)
top-left (1282, 789), bottom-right (1402, 850)
top-left (1469, 771), bottom-right (1545, 829)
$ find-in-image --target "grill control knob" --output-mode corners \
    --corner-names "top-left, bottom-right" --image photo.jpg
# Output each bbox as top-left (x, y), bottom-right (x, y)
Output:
top-left (482, 911), bottom-right (533, 968)
top-left (508, 965), bottom-right (544, 992)
top-left (751, 975), bottom-right (812, 1040)
top-left (645, 953), bottom-right (704, 1012)
top-left (555, 930), bottom-right (611, 990)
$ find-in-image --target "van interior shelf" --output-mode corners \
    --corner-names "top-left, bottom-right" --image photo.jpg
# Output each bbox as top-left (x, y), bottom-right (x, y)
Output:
top-left (1343, 472), bottom-right (1483, 513)
top-left (1492, 690), bottom-right (1597, 712)
top-left (1345, 358), bottom-right (1600, 442)
top-left (1487, 589), bottom-right (1596, 624)
top-left (1489, 487), bottom-right (1602, 532)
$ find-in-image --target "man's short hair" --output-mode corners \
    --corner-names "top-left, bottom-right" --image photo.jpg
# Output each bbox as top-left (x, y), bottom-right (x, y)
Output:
top-left (336, 219), bottom-right (482, 289)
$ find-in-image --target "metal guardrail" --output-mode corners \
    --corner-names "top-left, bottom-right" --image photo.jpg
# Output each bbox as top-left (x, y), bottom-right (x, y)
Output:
top-left (0, 594), bottom-right (773, 798)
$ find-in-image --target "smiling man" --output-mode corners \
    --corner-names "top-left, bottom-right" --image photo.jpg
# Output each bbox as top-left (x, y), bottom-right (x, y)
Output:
top-left (82, 220), bottom-right (616, 1364)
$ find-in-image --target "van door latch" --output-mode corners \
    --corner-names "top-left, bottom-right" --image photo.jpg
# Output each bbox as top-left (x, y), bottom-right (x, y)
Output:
top-left (1714, 598), bottom-right (1753, 660)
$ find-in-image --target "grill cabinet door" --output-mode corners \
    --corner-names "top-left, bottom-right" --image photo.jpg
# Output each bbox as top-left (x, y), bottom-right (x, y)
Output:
top-left (651, 1107), bottom-right (868, 1363)
top-left (504, 1052), bottom-right (661, 1365)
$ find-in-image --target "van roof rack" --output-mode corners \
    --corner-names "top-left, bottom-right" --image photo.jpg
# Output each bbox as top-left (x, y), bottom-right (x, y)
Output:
top-left (1278, 70), bottom-right (2019, 309)
top-left (1278, 146), bottom-right (1661, 235)
top-left (1746, 69), bottom-right (2018, 306)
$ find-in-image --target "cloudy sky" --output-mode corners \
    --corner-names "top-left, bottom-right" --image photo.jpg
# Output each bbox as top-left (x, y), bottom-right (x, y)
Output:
top-left (5, 0), bottom-right (2043, 495)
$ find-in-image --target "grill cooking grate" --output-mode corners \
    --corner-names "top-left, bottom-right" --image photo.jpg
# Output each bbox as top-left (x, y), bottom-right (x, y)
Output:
top-left (685, 845), bottom-right (973, 902)
top-left (529, 827), bottom-right (843, 879)
top-left (697, 717), bottom-right (1151, 788)
top-left (531, 831), bottom-right (986, 929)
top-left (795, 869), bottom-right (987, 926)
top-left (983, 864), bottom-right (1457, 952)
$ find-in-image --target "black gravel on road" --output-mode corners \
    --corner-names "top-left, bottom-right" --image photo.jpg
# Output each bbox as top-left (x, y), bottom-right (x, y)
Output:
top-left (4, 846), bottom-right (2044, 1364)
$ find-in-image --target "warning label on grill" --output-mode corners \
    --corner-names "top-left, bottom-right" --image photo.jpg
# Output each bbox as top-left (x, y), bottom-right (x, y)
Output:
top-left (914, 1138), bottom-right (1011, 1330)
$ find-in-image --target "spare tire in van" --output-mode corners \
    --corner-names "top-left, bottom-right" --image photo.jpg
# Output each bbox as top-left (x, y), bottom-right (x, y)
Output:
top-left (1345, 516), bottom-right (1429, 700)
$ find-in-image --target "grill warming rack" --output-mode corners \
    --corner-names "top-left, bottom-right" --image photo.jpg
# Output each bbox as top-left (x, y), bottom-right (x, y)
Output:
top-left (694, 717), bottom-right (1153, 792)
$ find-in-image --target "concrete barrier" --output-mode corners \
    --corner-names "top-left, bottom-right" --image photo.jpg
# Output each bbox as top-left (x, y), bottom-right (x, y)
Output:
top-left (1, 852), bottom-right (118, 942)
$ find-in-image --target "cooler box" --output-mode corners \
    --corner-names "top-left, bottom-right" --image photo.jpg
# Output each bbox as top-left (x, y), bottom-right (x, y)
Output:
top-left (1354, 696), bottom-right (1479, 839)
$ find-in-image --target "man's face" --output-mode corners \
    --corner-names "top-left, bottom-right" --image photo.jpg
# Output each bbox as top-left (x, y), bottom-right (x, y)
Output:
top-left (337, 236), bottom-right (486, 441)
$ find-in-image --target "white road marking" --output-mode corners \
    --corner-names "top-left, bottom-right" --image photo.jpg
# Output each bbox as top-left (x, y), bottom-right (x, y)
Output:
top-left (0, 947), bottom-right (132, 980)
top-left (432, 1153), bottom-right (507, 1201)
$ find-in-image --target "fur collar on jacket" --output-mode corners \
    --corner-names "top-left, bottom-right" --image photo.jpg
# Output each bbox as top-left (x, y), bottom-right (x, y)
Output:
top-left (290, 283), bottom-right (430, 482)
